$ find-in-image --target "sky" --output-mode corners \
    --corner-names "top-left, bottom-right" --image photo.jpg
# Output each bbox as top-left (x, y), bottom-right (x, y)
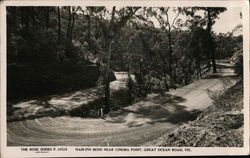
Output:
top-left (83, 6), bottom-right (242, 35)
top-left (213, 7), bottom-right (242, 34)
top-left (149, 7), bottom-right (242, 34)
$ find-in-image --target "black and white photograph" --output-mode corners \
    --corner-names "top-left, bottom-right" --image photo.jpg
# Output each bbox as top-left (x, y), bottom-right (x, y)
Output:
top-left (1, 0), bottom-right (249, 157)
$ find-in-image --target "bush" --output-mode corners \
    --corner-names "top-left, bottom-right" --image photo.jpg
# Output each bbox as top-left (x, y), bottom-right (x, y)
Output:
top-left (68, 98), bottom-right (104, 117)
top-left (7, 59), bottom-right (100, 100)
top-left (234, 54), bottom-right (243, 77)
top-left (132, 73), bottom-right (167, 98)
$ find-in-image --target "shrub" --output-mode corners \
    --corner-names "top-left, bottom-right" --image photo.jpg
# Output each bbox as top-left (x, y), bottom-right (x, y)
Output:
top-left (234, 54), bottom-right (243, 77)
top-left (7, 60), bottom-right (100, 100)
top-left (68, 98), bottom-right (104, 117)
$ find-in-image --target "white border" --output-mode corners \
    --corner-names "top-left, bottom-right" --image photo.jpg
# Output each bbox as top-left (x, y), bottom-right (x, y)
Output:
top-left (1, 0), bottom-right (249, 157)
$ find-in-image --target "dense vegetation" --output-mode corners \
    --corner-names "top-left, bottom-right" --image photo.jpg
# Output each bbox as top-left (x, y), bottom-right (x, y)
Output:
top-left (7, 7), bottom-right (242, 113)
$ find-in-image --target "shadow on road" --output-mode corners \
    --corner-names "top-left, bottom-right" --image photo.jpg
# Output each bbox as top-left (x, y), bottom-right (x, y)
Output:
top-left (203, 62), bottom-right (237, 79)
top-left (106, 93), bottom-right (202, 127)
top-left (204, 74), bottom-right (237, 79)
top-left (216, 64), bottom-right (235, 69)
top-left (7, 88), bottom-right (98, 122)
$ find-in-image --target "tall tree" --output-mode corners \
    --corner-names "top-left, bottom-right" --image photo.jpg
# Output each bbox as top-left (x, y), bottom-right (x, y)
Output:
top-left (79, 7), bottom-right (97, 52)
top-left (65, 6), bottom-right (80, 56)
top-left (206, 7), bottom-right (217, 73)
top-left (66, 6), bottom-right (72, 43)
top-left (97, 7), bottom-right (140, 113)
top-left (57, 7), bottom-right (61, 41)
top-left (45, 7), bottom-right (50, 29)
top-left (184, 7), bottom-right (227, 73)
top-left (149, 7), bottom-right (181, 88)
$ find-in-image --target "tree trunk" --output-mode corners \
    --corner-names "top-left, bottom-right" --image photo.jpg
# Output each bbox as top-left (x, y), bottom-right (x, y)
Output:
top-left (45, 7), bottom-right (50, 29)
top-left (161, 54), bottom-right (169, 92)
top-left (210, 40), bottom-right (217, 73)
top-left (167, 28), bottom-right (173, 87)
top-left (104, 41), bottom-right (112, 113)
top-left (21, 7), bottom-right (30, 32)
top-left (57, 7), bottom-right (61, 41)
top-left (66, 6), bottom-right (72, 43)
top-left (163, 71), bottom-right (169, 92)
top-left (71, 11), bottom-right (76, 41)
top-left (206, 50), bottom-right (211, 70)
top-left (31, 7), bottom-right (36, 25)
top-left (196, 59), bottom-right (202, 79)
top-left (87, 14), bottom-right (91, 49)
top-left (127, 48), bottom-right (133, 101)
top-left (102, 7), bottom-right (116, 114)
top-left (207, 8), bottom-right (217, 73)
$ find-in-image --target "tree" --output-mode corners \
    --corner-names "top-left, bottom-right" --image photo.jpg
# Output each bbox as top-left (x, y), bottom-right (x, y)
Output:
top-left (7, 6), bottom-right (101, 99)
top-left (206, 7), bottom-right (217, 73)
top-left (97, 7), bottom-right (140, 113)
top-left (149, 7), bottom-right (181, 88)
top-left (57, 7), bottom-right (61, 41)
top-left (189, 27), bottom-right (208, 78)
top-left (66, 7), bottom-right (79, 43)
top-left (79, 7), bottom-right (93, 50)
top-left (184, 7), bottom-right (227, 73)
top-left (8, 6), bottom-right (237, 112)
top-left (45, 7), bottom-right (50, 29)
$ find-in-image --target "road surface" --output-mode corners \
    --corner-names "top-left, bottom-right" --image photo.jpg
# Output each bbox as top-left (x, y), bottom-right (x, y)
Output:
top-left (7, 61), bottom-right (237, 146)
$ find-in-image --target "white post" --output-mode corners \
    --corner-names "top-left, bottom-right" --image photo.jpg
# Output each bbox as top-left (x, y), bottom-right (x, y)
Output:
top-left (100, 108), bottom-right (104, 118)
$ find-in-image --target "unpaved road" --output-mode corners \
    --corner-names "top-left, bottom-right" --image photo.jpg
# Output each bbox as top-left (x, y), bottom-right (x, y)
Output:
top-left (7, 61), bottom-right (237, 146)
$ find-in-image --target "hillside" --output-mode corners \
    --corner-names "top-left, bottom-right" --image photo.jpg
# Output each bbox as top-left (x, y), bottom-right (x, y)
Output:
top-left (144, 79), bottom-right (243, 147)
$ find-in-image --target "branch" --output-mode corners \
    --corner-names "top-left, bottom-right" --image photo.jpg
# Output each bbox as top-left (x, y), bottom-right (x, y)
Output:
top-left (107, 6), bottom-right (116, 36)
top-left (165, 9), bottom-right (170, 28)
top-left (116, 7), bottom-right (140, 28)
top-left (153, 13), bottom-right (166, 31)
top-left (72, 6), bottom-right (80, 14)
top-left (170, 10), bottom-right (180, 29)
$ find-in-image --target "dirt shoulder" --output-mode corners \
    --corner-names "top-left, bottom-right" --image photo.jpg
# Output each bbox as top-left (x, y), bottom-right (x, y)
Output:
top-left (144, 79), bottom-right (243, 147)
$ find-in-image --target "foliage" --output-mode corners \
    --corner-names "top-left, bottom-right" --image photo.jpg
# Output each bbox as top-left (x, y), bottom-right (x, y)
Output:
top-left (7, 7), bottom-right (100, 99)
top-left (234, 54), bottom-right (243, 77)
top-left (7, 6), bottom-right (242, 107)
top-left (215, 33), bottom-right (243, 59)
top-left (69, 98), bottom-right (104, 118)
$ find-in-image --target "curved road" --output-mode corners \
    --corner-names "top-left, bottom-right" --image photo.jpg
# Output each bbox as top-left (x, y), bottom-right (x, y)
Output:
top-left (7, 61), bottom-right (237, 146)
